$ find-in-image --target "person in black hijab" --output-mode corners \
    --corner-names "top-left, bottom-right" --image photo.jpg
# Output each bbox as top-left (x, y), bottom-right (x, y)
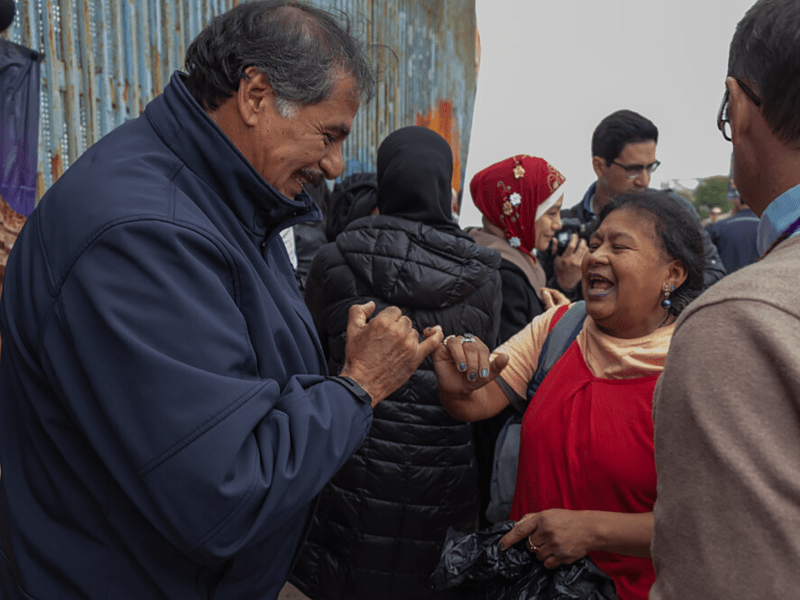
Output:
top-left (375, 126), bottom-right (472, 239)
top-left (290, 126), bottom-right (502, 600)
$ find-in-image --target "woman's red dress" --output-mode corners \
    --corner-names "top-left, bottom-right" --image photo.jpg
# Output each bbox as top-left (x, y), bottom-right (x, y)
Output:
top-left (509, 337), bottom-right (659, 600)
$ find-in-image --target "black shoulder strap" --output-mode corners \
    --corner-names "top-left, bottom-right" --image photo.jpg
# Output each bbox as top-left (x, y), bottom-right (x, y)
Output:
top-left (524, 301), bottom-right (587, 402)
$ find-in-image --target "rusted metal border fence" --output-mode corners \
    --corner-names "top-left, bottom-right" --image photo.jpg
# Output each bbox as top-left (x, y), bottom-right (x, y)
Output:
top-left (2, 0), bottom-right (477, 200)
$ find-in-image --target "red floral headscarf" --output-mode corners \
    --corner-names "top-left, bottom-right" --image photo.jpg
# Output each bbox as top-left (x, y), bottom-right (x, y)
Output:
top-left (470, 155), bottom-right (566, 256)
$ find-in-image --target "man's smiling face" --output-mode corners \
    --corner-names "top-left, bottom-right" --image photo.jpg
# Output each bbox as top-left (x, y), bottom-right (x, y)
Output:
top-left (247, 70), bottom-right (360, 199)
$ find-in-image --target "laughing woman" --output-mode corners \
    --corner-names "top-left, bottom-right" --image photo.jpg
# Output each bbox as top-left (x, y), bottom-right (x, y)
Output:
top-left (431, 190), bottom-right (705, 600)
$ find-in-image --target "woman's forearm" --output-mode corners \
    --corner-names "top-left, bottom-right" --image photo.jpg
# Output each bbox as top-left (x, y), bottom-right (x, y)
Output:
top-left (588, 510), bottom-right (653, 558)
top-left (439, 380), bottom-right (510, 422)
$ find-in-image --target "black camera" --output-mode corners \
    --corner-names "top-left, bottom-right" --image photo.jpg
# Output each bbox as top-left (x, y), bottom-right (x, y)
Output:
top-left (554, 218), bottom-right (594, 256)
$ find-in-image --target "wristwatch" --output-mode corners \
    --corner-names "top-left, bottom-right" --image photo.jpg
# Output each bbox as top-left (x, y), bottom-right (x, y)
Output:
top-left (328, 375), bottom-right (373, 406)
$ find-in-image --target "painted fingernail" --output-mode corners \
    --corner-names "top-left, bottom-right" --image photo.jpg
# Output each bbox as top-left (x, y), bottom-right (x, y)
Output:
top-left (459, 363), bottom-right (467, 371)
top-left (481, 369), bottom-right (488, 378)
top-left (469, 372), bottom-right (477, 381)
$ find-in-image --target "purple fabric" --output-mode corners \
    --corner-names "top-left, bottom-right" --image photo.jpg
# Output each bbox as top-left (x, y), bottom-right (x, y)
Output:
top-left (0, 40), bottom-right (41, 217)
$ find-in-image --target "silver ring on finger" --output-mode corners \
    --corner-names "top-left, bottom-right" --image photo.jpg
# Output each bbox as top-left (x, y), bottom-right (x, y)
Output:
top-left (460, 333), bottom-right (476, 344)
top-left (442, 335), bottom-right (457, 347)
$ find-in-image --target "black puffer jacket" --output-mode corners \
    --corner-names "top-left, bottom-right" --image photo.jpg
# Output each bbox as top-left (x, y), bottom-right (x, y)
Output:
top-left (291, 213), bottom-right (502, 599)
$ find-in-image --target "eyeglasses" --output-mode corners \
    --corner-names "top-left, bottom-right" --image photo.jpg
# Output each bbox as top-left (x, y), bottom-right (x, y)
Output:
top-left (717, 78), bottom-right (762, 142)
top-left (611, 160), bottom-right (661, 179)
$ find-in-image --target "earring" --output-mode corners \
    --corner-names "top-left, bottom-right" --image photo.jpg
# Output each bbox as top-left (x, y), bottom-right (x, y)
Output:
top-left (661, 284), bottom-right (675, 310)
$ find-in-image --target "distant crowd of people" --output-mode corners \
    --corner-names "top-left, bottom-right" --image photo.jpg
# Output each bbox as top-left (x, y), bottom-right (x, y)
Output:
top-left (1, 1), bottom-right (799, 600)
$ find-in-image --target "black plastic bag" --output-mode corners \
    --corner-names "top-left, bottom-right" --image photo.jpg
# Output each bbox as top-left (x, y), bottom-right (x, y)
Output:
top-left (431, 521), bottom-right (617, 600)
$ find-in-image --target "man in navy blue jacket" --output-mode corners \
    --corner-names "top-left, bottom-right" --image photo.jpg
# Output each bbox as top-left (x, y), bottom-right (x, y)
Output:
top-left (0, 2), bottom-right (443, 599)
top-left (706, 195), bottom-right (760, 273)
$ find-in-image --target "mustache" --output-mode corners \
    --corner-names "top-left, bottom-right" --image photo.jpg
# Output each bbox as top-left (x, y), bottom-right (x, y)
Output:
top-left (296, 169), bottom-right (325, 187)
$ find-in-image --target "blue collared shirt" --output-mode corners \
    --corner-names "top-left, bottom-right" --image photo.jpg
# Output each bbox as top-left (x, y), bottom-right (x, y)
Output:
top-left (757, 182), bottom-right (800, 255)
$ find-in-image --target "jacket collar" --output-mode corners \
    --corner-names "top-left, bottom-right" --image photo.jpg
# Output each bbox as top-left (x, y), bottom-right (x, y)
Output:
top-left (145, 71), bottom-right (321, 236)
top-left (580, 181), bottom-right (598, 220)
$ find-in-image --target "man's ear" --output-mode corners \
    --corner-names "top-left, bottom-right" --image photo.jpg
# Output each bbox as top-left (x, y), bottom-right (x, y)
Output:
top-left (592, 155), bottom-right (607, 179)
top-left (237, 67), bottom-right (272, 127)
top-left (727, 76), bottom-right (755, 145)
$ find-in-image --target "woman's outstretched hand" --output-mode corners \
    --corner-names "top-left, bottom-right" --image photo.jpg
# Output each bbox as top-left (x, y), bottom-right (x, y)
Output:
top-left (429, 331), bottom-right (508, 396)
top-left (427, 329), bottom-right (510, 422)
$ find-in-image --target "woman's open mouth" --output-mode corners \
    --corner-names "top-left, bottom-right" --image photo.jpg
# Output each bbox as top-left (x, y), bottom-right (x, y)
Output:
top-left (586, 273), bottom-right (614, 299)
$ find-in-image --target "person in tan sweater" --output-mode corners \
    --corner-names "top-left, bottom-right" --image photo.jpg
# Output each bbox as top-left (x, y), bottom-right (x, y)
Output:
top-left (650, 1), bottom-right (800, 598)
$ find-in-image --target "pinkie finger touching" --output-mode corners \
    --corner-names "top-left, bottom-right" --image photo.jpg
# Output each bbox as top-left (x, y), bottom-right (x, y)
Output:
top-left (418, 326), bottom-right (444, 355)
top-left (348, 301), bottom-right (376, 329)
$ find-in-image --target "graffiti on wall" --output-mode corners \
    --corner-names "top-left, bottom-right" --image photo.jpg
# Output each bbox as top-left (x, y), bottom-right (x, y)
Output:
top-left (416, 100), bottom-right (462, 194)
top-left (2, 0), bottom-right (477, 201)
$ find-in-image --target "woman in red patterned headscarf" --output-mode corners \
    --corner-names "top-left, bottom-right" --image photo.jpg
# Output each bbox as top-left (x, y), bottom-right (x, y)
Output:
top-left (468, 154), bottom-right (567, 344)
top-left (466, 155), bottom-right (567, 529)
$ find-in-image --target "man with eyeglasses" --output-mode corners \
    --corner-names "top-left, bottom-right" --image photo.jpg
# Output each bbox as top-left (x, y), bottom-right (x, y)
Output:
top-left (543, 109), bottom-right (725, 299)
top-left (650, 0), bottom-right (800, 598)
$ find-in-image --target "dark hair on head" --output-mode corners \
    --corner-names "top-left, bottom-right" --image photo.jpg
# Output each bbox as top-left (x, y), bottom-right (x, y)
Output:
top-left (727, 0), bottom-right (800, 150)
top-left (592, 109), bottom-right (659, 165)
top-left (597, 190), bottom-right (705, 316)
top-left (184, 0), bottom-right (375, 112)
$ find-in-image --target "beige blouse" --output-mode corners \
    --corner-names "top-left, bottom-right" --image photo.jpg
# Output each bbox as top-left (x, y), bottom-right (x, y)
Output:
top-left (494, 305), bottom-right (675, 398)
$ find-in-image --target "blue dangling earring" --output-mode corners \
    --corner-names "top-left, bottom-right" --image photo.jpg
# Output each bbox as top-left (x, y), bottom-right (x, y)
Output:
top-left (661, 284), bottom-right (675, 309)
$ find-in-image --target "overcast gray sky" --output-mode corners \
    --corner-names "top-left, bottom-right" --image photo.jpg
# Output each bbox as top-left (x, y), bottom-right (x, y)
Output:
top-left (459, 0), bottom-right (757, 227)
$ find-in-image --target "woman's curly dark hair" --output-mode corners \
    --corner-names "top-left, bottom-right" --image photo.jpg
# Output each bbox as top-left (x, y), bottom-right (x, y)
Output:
top-left (598, 190), bottom-right (705, 316)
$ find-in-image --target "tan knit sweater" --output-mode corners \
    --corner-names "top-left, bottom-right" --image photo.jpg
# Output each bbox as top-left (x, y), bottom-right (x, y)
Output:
top-left (650, 235), bottom-right (800, 599)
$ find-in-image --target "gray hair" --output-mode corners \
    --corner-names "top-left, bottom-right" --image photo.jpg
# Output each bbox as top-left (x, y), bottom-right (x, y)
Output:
top-left (184, 0), bottom-right (375, 112)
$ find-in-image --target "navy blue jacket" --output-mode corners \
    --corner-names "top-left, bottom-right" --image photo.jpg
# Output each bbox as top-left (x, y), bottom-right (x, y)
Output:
top-left (0, 72), bottom-right (371, 599)
top-left (706, 207), bottom-right (760, 274)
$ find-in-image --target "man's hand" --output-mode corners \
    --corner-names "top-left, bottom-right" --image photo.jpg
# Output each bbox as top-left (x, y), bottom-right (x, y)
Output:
top-left (339, 302), bottom-right (443, 407)
top-left (551, 234), bottom-right (588, 292)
